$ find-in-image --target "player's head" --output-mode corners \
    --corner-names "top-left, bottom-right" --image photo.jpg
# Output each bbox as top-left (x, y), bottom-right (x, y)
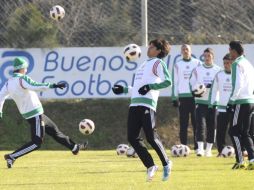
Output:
top-left (13, 57), bottom-right (28, 74)
top-left (181, 44), bottom-right (191, 60)
top-left (223, 53), bottom-right (232, 73)
top-left (203, 48), bottom-right (214, 65)
top-left (229, 40), bottom-right (244, 60)
top-left (147, 39), bottom-right (171, 59)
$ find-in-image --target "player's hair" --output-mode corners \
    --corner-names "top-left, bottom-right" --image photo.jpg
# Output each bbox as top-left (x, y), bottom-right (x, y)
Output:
top-left (181, 44), bottom-right (191, 49)
top-left (149, 39), bottom-right (171, 59)
top-left (223, 53), bottom-right (231, 60)
top-left (13, 69), bottom-right (20, 73)
top-left (203, 48), bottom-right (214, 57)
top-left (229, 40), bottom-right (244, 55)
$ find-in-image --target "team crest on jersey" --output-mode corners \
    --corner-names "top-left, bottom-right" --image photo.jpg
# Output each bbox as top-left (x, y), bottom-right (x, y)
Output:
top-left (206, 72), bottom-right (210, 76)
top-left (226, 78), bottom-right (230, 82)
top-left (186, 65), bottom-right (190, 69)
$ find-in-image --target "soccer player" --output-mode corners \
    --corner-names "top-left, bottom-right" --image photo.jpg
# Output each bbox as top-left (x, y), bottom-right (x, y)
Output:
top-left (189, 48), bottom-right (221, 157)
top-left (0, 57), bottom-right (86, 168)
top-left (227, 41), bottom-right (254, 170)
top-left (209, 53), bottom-right (232, 157)
top-left (171, 44), bottom-right (201, 151)
top-left (112, 39), bottom-right (172, 181)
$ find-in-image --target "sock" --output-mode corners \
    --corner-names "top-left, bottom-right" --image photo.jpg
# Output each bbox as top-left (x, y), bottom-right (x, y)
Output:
top-left (206, 143), bottom-right (213, 152)
top-left (197, 141), bottom-right (204, 152)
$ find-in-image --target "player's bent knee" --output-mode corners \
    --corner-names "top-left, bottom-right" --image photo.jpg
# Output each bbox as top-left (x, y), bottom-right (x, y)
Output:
top-left (32, 136), bottom-right (43, 146)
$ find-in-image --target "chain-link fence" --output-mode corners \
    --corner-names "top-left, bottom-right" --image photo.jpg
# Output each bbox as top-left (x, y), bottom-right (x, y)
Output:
top-left (1, 0), bottom-right (254, 48)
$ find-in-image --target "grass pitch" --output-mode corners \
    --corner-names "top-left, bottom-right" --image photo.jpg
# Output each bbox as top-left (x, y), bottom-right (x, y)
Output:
top-left (0, 150), bottom-right (254, 190)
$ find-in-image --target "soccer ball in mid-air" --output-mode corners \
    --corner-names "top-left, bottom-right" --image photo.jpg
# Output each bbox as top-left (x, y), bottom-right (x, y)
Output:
top-left (126, 146), bottom-right (138, 158)
top-left (221, 146), bottom-right (235, 157)
top-left (192, 83), bottom-right (206, 96)
top-left (116, 144), bottom-right (129, 155)
top-left (79, 119), bottom-right (95, 135)
top-left (50, 5), bottom-right (65, 21)
top-left (123, 44), bottom-right (141, 62)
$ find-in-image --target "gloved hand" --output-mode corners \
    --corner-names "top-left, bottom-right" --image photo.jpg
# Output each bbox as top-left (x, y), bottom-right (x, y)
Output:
top-left (112, 84), bottom-right (124, 94)
top-left (226, 103), bottom-right (235, 113)
top-left (52, 82), bottom-right (67, 89)
top-left (206, 83), bottom-right (212, 88)
top-left (172, 100), bottom-right (180, 108)
top-left (138, 85), bottom-right (150, 95)
top-left (191, 90), bottom-right (204, 98)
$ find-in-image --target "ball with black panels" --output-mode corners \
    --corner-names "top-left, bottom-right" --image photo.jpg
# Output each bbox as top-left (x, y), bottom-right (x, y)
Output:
top-left (221, 146), bottom-right (235, 157)
top-left (79, 119), bottom-right (95, 135)
top-left (123, 44), bottom-right (141, 62)
top-left (116, 144), bottom-right (129, 155)
top-left (50, 5), bottom-right (65, 21)
top-left (192, 83), bottom-right (206, 96)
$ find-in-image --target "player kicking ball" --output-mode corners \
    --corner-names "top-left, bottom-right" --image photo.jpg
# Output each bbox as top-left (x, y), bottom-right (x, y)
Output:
top-left (0, 57), bottom-right (87, 168)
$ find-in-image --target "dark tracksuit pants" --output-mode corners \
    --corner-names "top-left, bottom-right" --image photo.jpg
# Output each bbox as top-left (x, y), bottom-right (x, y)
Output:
top-left (43, 114), bottom-right (76, 150)
top-left (10, 115), bottom-right (45, 160)
top-left (127, 106), bottom-right (169, 168)
top-left (178, 97), bottom-right (197, 150)
top-left (228, 104), bottom-right (254, 163)
top-left (196, 104), bottom-right (216, 143)
top-left (216, 111), bottom-right (231, 153)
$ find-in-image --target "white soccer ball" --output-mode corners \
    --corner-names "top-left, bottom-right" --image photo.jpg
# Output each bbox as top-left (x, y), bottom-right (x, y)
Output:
top-left (126, 146), bottom-right (138, 158)
top-left (79, 119), bottom-right (95, 135)
top-left (179, 145), bottom-right (191, 157)
top-left (123, 44), bottom-right (141, 62)
top-left (50, 5), bottom-right (65, 21)
top-left (171, 144), bottom-right (183, 157)
top-left (116, 144), bottom-right (129, 155)
top-left (192, 83), bottom-right (206, 96)
top-left (171, 144), bottom-right (190, 157)
top-left (221, 146), bottom-right (235, 157)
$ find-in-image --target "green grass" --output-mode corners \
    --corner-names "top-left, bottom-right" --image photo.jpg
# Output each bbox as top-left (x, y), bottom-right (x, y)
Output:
top-left (0, 150), bottom-right (254, 190)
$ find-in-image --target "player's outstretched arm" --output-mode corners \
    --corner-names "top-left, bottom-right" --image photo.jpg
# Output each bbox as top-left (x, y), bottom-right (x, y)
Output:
top-left (20, 75), bottom-right (66, 91)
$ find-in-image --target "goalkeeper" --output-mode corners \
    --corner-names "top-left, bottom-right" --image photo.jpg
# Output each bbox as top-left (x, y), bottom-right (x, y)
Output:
top-left (112, 39), bottom-right (172, 181)
top-left (0, 57), bottom-right (87, 168)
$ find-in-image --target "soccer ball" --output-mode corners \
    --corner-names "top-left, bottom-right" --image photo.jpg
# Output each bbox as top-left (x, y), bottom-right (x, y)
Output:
top-left (171, 144), bottom-right (183, 157)
top-left (79, 119), bottom-right (95, 135)
top-left (126, 146), bottom-right (138, 158)
top-left (123, 44), bottom-right (141, 62)
top-left (221, 146), bottom-right (235, 157)
top-left (179, 145), bottom-right (191, 157)
top-left (171, 144), bottom-right (190, 157)
top-left (50, 5), bottom-right (65, 21)
top-left (192, 83), bottom-right (206, 96)
top-left (116, 144), bottom-right (129, 155)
